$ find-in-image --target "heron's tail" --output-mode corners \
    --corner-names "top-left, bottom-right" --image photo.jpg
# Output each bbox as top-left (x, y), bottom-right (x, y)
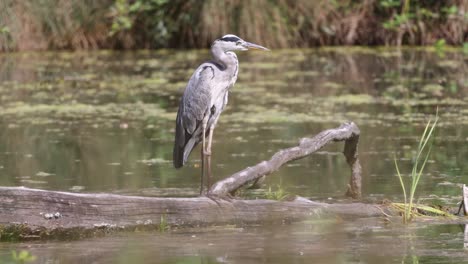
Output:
top-left (173, 144), bottom-right (184, 169)
top-left (173, 106), bottom-right (187, 168)
top-left (173, 103), bottom-right (200, 168)
top-left (173, 138), bottom-right (197, 169)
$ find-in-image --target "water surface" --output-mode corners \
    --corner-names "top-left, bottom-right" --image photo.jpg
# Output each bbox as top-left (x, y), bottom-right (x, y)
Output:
top-left (0, 47), bottom-right (467, 263)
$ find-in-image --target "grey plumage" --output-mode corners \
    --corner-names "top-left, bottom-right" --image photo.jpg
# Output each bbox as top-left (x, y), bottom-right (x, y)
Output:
top-left (173, 65), bottom-right (220, 168)
top-left (172, 34), bottom-right (268, 192)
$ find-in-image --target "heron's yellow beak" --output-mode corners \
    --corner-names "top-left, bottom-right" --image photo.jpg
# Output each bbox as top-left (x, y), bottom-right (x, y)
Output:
top-left (243, 42), bottom-right (269, 51)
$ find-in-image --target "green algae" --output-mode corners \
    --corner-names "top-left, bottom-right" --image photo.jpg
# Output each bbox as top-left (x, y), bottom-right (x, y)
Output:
top-left (436, 60), bottom-right (460, 69)
top-left (0, 102), bottom-right (174, 125)
top-left (421, 84), bottom-right (444, 96)
top-left (283, 70), bottom-right (319, 79)
top-left (0, 47), bottom-right (466, 132)
top-left (322, 82), bottom-right (344, 90)
top-left (326, 94), bottom-right (375, 104)
top-left (318, 46), bottom-right (379, 55)
top-left (0, 223), bottom-right (173, 241)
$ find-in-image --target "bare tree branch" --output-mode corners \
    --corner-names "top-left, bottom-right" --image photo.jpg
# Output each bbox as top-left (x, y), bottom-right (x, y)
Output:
top-left (209, 122), bottom-right (362, 198)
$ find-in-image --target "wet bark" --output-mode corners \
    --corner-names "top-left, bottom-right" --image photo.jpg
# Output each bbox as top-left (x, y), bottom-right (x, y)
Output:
top-left (209, 122), bottom-right (362, 198)
top-left (0, 186), bottom-right (388, 239)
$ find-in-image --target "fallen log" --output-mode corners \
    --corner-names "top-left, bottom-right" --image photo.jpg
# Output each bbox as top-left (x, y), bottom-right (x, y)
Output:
top-left (0, 186), bottom-right (389, 240)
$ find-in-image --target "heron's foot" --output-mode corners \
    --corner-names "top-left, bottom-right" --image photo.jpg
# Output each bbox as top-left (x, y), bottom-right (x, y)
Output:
top-left (199, 187), bottom-right (208, 196)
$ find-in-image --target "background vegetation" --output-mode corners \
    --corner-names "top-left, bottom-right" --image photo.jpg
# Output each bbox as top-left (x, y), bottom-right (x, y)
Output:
top-left (0, 0), bottom-right (467, 51)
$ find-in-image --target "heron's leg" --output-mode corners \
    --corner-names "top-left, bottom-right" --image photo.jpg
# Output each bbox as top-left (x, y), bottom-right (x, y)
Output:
top-left (205, 122), bottom-right (217, 190)
top-left (200, 122), bottom-right (207, 196)
top-left (206, 156), bottom-right (212, 192)
top-left (206, 125), bottom-right (215, 155)
top-left (200, 145), bottom-right (205, 195)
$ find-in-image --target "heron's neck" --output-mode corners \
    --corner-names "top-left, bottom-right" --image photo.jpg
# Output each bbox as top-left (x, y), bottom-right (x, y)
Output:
top-left (211, 45), bottom-right (238, 70)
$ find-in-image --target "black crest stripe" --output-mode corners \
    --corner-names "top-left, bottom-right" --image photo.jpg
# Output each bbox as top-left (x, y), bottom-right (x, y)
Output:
top-left (220, 36), bottom-right (240, 42)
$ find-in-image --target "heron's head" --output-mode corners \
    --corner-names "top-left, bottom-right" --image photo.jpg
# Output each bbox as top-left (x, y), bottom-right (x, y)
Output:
top-left (213, 34), bottom-right (269, 52)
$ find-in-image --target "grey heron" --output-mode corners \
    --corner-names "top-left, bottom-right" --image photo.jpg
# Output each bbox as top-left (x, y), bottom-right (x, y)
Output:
top-left (173, 34), bottom-right (269, 195)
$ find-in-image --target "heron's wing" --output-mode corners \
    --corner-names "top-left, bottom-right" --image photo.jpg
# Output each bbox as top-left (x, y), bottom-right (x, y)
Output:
top-left (173, 65), bottom-right (215, 168)
top-left (182, 65), bottom-right (215, 134)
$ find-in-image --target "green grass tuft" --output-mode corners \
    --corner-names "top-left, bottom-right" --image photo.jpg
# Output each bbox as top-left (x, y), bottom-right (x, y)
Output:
top-left (265, 185), bottom-right (289, 201)
top-left (159, 215), bottom-right (169, 233)
top-left (394, 109), bottom-right (438, 223)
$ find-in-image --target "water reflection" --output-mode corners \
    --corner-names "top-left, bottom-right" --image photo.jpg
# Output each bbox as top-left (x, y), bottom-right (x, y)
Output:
top-left (465, 224), bottom-right (468, 249)
top-left (1, 221), bottom-right (468, 263)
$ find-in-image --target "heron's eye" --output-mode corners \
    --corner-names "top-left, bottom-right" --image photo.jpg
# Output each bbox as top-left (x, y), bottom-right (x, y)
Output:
top-left (236, 41), bottom-right (241, 45)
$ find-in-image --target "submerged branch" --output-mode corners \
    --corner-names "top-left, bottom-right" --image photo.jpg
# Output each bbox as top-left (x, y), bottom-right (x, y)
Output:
top-left (209, 122), bottom-right (362, 198)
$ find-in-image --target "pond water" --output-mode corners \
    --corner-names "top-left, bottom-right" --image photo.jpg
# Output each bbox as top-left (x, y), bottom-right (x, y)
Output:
top-left (0, 221), bottom-right (467, 263)
top-left (0, 47), bottom-right (467, 263)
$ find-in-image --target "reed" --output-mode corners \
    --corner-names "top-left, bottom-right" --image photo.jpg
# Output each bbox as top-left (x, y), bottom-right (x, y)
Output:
top-left (0, 0), bottom-right (112, 51)
top-left (394, 111), bottom-right (438, 223)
